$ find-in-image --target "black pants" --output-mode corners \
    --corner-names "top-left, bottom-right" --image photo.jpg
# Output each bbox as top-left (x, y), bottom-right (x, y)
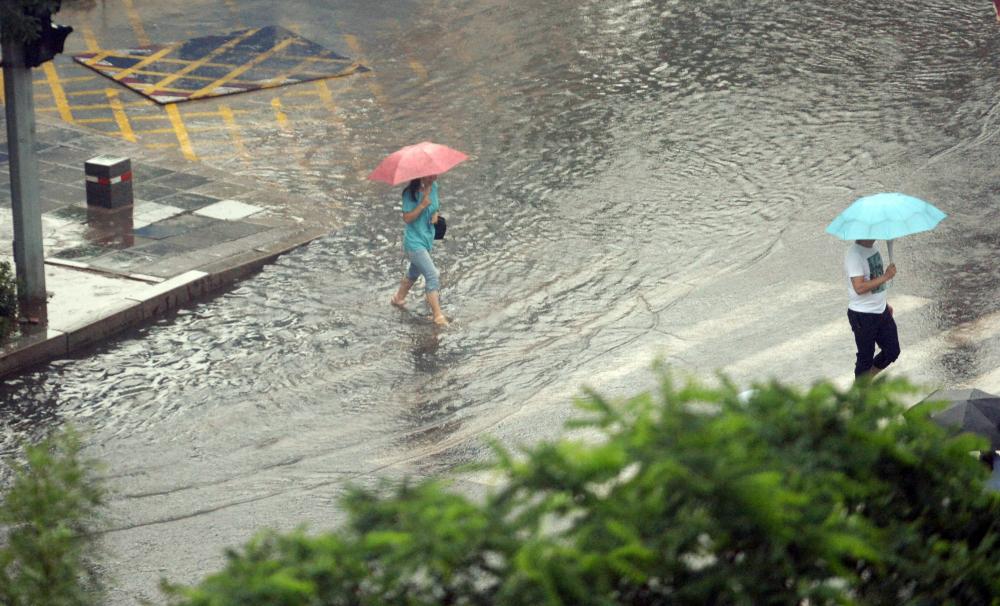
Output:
top-left (847, 308), bottom-right (900, 377)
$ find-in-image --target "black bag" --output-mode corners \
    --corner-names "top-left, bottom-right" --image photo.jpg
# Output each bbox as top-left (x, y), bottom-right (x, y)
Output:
top-left (434, 215), bottom-right (447, 240)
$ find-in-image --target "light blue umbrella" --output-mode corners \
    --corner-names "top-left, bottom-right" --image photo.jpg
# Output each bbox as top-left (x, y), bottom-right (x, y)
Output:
top-left (825, 192), bottom-right (946, 242)
top-left (825, 193), bottom-right (946, 282)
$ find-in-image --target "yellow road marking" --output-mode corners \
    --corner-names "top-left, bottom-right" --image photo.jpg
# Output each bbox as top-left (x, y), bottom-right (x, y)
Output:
top-left (271, 97), bottom-right (289, 129)
top-left (313, 79), bottom-right (357, 174)
top-left (257, 51), bottom-right (360, 87)
top-left (144, 142), bottom-right (177, 149)
top-left (81, 23), bottom-right (100, 52)
top-left (79, 49), bottom-right (115, 66)
top-left (409, 59), bottom-right (428, 80)
top-left (121, 0), bottom-right (151, 46)
top-left (260, 56), bottom-right (322, 87)
top-left (314, 79), bottom-right (337, 110)
top-left (132, 109), bottom-right (250, 123)
top-left (164, 104), bottom-right (197, 160)
top-left (38, 75), bottom-right (95, 84)
top-left (130, 114), bottom-right (173, 122)
top-left (111, 42), bottom-right (184, 82)
top-left (149, 57), bottom-right (239, 68)
top-left (281, 54), bottom-right (360, 64)
top-left (86, 64), bottom-right (259, 84)
top-left (343, 34), bottom-right (385, 104)
top-left (42, 63), bottom-right (74, 123)
top-left (106, 88), bottom-right (137, 142)
top-left (134, 127), bottom-right (179, 134)
top-left (218, 104), bottom-right (250, 158)
top-left (75, 117), bottom-right (114, 124)
top-left (46, 100), bottom-right (146, 111)
top-left (129, 84), bottom-right (199, 95)
top-left (68, 89), bottom-right (115, 97)
top-left (148, 27), bottom-right (262, 92)
top-left (188, 36), bottom-right (298, 99)
top-left (108, 67), bottom-right (256, 85)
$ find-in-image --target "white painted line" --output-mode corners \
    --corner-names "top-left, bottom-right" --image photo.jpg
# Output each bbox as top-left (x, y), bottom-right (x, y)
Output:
top-left (550, 281), bottom-right (841, 390)
top-left (672, 280), bottom-right (837, 348)
top-left (726, 294), bottom-right (932, 376)
top-left (84, 174), bottom-right (127, 184)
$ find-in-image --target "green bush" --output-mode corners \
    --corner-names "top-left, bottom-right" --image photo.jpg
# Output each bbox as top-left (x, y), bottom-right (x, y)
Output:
top-left (163, 373), bottom-right (1000, 605)
top-left (0, 260), bottom-right (17, 339)
top-left (0, 427), bottom-right (106, 606)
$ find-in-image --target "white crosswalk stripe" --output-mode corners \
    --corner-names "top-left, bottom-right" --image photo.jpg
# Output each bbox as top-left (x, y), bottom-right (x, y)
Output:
top-left (579, 281), bottom-right (840, 388)
top-left (973, 367), bottom-right (1000, 393)
top-left (668, 280), bottom-right (838, 349)
top-left (572, 278), bottom-right (1000, 403)
top-left (726, 294), bottom-right (933, 377)
top-left (835, 308), bottom-right (1000, 387)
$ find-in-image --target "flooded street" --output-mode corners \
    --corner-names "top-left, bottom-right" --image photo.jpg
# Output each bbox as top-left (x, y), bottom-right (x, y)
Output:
top-left (3, 0), bottom-right (1000, 602)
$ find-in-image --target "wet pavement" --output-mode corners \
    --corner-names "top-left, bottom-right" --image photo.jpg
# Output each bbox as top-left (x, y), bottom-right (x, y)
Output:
top-left (3, 0), bottom-right (1000, 603)
top-left (0, 120), bottom-right (331, 376)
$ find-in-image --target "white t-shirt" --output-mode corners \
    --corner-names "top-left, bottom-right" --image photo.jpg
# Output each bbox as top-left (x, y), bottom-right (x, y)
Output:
top-left (845, 243), bottom-right (887, 314)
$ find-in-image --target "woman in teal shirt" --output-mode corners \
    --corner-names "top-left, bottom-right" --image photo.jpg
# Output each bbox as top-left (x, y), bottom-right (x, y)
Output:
top-left (390, 175), bottom-right (448, 325)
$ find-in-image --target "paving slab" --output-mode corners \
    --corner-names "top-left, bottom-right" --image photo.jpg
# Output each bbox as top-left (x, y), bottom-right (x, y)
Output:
top-left (0, 118), bottom-right (336, 378)
top-left (194, 199), bottom-right (263, 221)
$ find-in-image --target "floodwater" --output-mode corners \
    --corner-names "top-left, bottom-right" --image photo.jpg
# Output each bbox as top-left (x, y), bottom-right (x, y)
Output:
top-left (4, 0), bottom-right (1000, 602)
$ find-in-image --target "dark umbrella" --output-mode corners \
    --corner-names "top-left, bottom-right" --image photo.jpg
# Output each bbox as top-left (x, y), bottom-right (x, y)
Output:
top-left (921, 388), bottom-right (1000, 449)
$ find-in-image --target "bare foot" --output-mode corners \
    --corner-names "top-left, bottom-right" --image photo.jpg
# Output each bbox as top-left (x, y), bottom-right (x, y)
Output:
top-left (433, 314), bottom-right (449, 326)
top-left (391, 296), bottom-right (406, 308)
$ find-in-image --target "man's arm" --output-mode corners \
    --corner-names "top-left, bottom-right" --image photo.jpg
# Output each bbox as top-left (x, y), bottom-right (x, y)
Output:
top-left (850, 264), bottom-right (897, 294)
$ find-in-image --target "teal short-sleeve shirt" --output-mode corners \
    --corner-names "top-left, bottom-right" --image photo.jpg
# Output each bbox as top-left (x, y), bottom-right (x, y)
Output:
top-left (402, 182), bottom-right (439, 252)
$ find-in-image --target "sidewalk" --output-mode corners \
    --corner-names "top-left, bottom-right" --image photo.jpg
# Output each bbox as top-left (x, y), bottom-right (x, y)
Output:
top-left (0, 120), bottom-right (336, 378)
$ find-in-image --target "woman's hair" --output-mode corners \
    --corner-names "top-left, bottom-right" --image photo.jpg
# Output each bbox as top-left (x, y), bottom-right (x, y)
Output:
top-left (404, 178), bottom-right (422, 201)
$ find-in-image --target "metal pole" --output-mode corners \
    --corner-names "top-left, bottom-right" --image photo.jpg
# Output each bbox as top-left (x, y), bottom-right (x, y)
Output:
top-left (2, 36), bottom-right (48, 324)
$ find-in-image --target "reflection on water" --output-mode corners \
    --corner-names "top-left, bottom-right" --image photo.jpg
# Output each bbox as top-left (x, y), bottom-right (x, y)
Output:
top-left (86, 206), bottom-right (134, 249)
top-left (3, 0), bottom-right (1000, 469)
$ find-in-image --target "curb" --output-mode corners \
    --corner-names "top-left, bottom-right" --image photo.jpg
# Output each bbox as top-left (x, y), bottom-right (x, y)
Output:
top-left (0, 227), bottom-right (326, 379)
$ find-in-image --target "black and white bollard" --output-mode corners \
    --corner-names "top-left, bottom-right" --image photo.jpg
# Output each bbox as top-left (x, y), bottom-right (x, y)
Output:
top-left (85, 155), bottom-right (133, 209)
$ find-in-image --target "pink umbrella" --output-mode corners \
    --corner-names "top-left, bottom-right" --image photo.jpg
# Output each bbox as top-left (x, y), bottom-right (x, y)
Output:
top-left (367, 141), bottom-right (468, 185)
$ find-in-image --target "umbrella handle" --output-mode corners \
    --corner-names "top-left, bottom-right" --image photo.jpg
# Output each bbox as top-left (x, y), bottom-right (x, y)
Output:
top-left (885, 240), bottom-right (894, 290)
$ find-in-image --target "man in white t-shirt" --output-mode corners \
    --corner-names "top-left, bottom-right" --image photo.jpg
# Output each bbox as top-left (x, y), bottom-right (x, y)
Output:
top-left (844, 239), bottom-right (899, 379)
